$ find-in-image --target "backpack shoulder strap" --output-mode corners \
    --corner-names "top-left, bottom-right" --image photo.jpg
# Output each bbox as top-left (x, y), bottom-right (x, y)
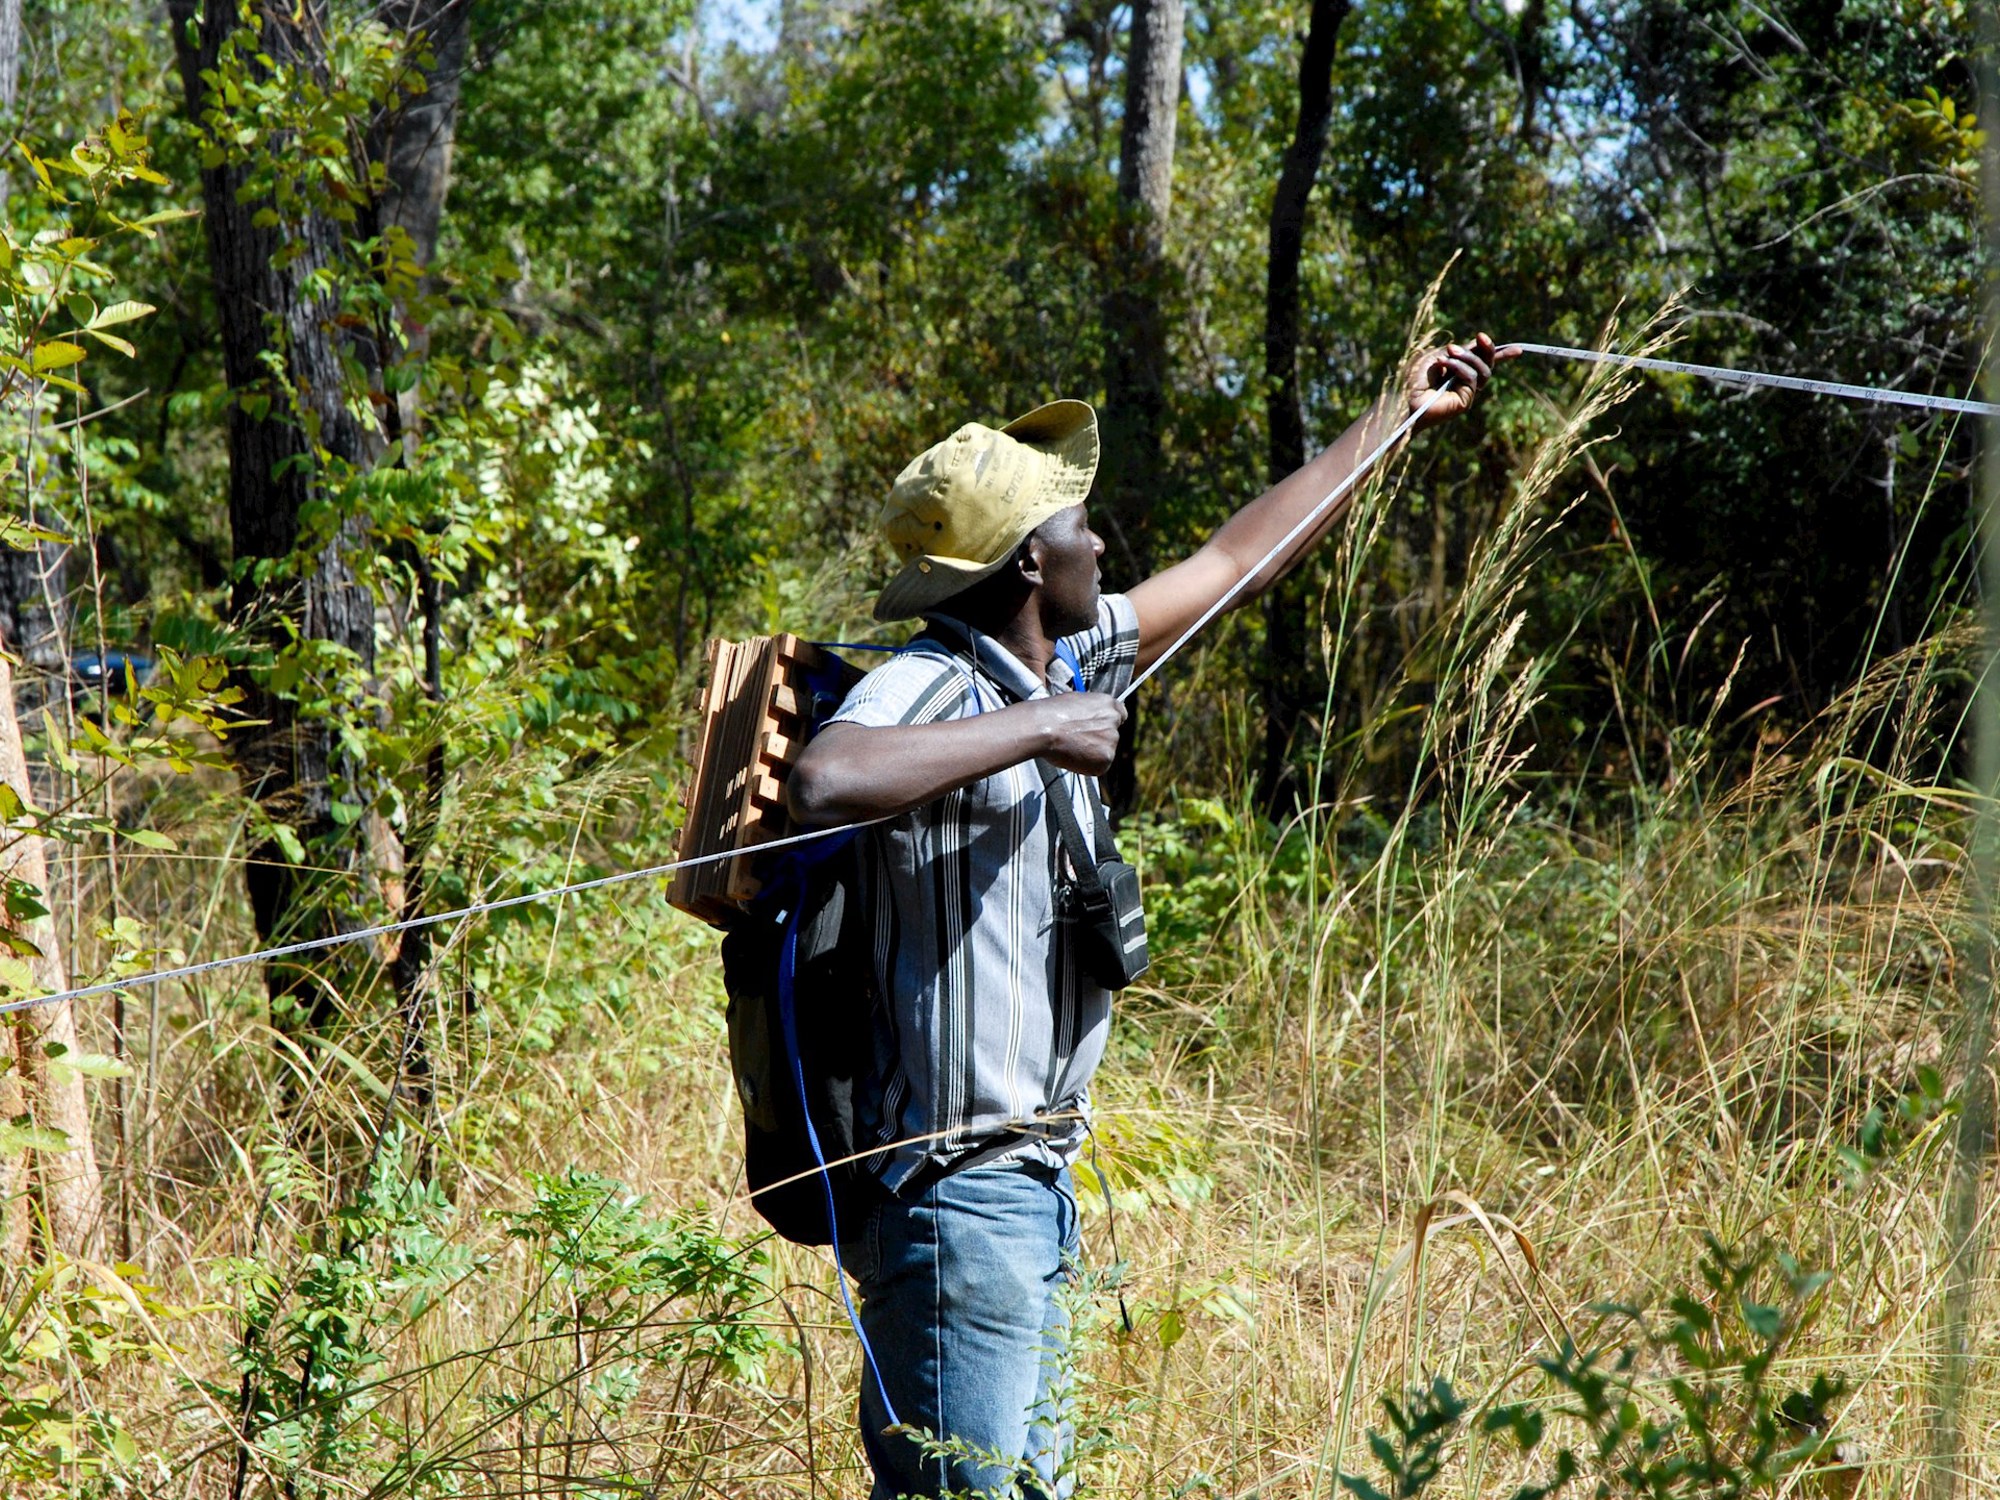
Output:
top-left (1052, 638), bottom-right (1085, 689)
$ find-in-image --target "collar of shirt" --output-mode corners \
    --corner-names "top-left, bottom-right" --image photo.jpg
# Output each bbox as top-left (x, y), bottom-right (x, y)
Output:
top-left (918, 613), bottom-right (1077, 703)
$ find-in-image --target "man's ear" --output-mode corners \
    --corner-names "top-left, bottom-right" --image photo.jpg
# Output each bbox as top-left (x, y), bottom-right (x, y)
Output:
top-left (1014, 536), bottom-right (1044, 587)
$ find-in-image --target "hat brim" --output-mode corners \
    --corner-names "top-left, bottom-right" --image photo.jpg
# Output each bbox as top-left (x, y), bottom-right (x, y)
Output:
top-left (872, 400), bottom-right (1100, 622)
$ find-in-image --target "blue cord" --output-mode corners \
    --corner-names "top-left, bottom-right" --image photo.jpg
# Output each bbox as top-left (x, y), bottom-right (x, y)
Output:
top-left (774, 853), bottom-right (902, 1430)
top-left (773, 642), bottom-right (903, 1428)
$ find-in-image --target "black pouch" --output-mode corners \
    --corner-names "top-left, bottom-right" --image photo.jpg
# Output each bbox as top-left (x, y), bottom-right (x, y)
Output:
top-left (1038, 761), bottom-right (1150, 990)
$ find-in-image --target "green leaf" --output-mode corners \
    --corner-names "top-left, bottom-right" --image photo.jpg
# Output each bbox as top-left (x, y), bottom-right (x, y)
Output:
top-left (49, 1050), bottom-right (132, 1082)
top-left (16, 142), bottom-right (51, 191)
top-left (2, 876), bottom-right (45, 923)
top-left (88, 299), bottom-right (156, 330)
top-left (1741, 1299), bottom-right (1783, 1340)
top-left (0, 1119), bottom-right (71, 1154)
top-left (64, 292), bottom-right (95, 325)
top-left (30, 340), bottom-right (86, 371)
top-left (0, 930), bottom-right (43, 959)
top-left (84, 329), bottom-right (136, 358)
top-left (1484, 1403), bottom-right (1545, 1450)
top-left (120, 828), bottom-right (175, 850)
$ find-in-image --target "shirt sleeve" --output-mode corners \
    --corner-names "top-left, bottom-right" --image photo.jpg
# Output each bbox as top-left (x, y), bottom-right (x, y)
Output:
top-left (1057, 593), bottom-right (1140, 698)
top-left (825, 651), bottom-right (970, 730)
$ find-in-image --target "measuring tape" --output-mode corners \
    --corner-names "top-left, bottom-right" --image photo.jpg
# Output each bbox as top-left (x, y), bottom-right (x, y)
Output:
top-left (1514, 342), bottom-right (1997, 419)
top-left (6, 339), bottom-right (1988, 1015)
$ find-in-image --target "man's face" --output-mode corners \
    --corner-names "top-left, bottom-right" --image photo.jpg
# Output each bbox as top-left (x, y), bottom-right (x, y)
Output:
top-left (1029, 503), bottom-right (1104, 637)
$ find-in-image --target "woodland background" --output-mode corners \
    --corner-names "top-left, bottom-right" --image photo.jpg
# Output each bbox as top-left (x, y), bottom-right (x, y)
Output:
top-left (0, 0), bottom-right (1993, 1496)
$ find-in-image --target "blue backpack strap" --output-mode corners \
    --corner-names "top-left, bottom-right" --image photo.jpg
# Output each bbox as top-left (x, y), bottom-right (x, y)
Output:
top-left (1052, 638), bottom-right (1084, 691)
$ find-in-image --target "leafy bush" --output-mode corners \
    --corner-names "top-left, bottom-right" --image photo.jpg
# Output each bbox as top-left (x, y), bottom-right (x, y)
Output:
top-left (1342, 1239), bottom-right (1849, 1500)
top-left (0, 1256), bottom-right (193, 1495)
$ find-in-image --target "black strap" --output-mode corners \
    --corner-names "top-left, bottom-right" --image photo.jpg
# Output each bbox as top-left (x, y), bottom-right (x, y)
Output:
top-left (1036, 760), bottom-right (1114, 887)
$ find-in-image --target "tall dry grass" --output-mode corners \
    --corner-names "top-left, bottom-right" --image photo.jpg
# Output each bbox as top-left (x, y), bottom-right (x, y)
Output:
top-left (8, 306), bottom-right (1995, 1499)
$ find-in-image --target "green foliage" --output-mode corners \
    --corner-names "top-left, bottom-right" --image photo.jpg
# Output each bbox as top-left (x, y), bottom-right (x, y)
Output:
top-left (0, 116), bottom-right (174, 416)
top-left (503, 1168), bottom-right (776, 1390)
top-left (1342, 1239), bottom-right (1847, 1500)
top-left (0, 1257), bottom-right (192, 1495)
top-left (1835, 1064), bottom-right (1956, 1188)
top-left (1340, 1377), bottom-right (1470, 1500)
top-left (213, 1130), bottom-right (478, 1493)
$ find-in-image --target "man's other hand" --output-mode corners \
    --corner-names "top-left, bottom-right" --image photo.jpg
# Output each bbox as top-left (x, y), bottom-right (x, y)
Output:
top-left (1405, 332), bottom-right (1515, 428)
top-left (1034, 691), bottom-right (1126, 776)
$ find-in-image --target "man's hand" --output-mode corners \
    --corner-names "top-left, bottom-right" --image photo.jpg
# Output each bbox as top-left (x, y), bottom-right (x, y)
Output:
top-left (1032, 691), bottom-right (1126, 776)
top-left (1128, 327), bottom-right (1515, 673)
top-left (790, 693), bottom-right (1129, 825)
top-left (1405, 332), bottom-right (1515, 429)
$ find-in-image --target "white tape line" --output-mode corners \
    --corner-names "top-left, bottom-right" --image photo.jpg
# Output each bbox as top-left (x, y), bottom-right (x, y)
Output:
top-left (1122, 394), bottom-right (1438, 702)
top-left (1515, 342), bottom-right (1997, 419)
top-left (0, 819), bottom-right (870, 1016)
top-left (30, 338), bottom-right (1969, 1016)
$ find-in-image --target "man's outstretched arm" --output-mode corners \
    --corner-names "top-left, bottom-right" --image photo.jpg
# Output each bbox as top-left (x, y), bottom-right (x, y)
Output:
top-left (1127, 336), bottom-right (1510, 673)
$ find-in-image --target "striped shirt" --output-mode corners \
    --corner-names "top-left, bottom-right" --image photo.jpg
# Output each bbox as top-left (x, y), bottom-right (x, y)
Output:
top-left (827, 595), bottom-right (1142, 1191)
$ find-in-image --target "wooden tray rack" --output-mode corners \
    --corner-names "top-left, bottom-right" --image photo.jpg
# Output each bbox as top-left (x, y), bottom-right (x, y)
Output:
top-left (668, 634), bottom-right (863, 928)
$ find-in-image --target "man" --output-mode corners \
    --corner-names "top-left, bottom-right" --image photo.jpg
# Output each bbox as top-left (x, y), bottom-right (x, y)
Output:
top-left (788, 334), bottom-right (1508, 1499)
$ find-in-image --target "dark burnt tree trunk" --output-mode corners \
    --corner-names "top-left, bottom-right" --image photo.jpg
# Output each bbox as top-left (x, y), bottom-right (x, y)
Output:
top-left (170, 0), bottom-right (380, 1029)
top-left (375, 0), bottom-right (471, 450)
top-left (1099, 0), bottom-right (1182, 813)
top-left (1258, 0), bottom-right (1350, 815)
top-left (372, 0), bottom-right (473, 1130)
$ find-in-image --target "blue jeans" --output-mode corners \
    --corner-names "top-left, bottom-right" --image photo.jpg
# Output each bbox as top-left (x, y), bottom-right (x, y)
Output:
top-left (841, 1158), bottom-right (1082, 1499)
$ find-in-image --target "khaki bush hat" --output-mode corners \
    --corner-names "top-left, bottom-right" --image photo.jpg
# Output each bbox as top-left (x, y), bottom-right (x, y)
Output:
top-left (873, 399), bottom-right (1099, 622)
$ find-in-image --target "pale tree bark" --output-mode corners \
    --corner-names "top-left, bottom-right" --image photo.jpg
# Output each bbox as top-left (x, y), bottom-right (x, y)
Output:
top-left (0, 0), bottom-right (19, 111)
top-left (1099, 0), bottom-right (1182, 811)
top-left (0, 656), bottom-right (104, 1260)
top-left (0, 0), bottom-right (64, 682)
top-left (170, 0), bottom-right (380, 1029)
top-left (1258, 0), bottom-right (1350, 814)
top-left (0, 1046), bottom-right (23, 1260)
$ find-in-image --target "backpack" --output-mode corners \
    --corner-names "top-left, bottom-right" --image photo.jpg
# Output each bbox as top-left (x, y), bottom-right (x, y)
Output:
top-left (719, 831), bottom-right (881, 1246)
top-left (717, 778), bottom-right (902, 1425)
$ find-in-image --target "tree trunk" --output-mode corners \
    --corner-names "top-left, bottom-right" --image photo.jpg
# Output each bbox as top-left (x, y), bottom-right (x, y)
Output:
top-left (1258, 0), bottom-right (1350, 815)
top-left (0, 1041), bottom-right (24, 1260)
top-left (0, 0), bottom-right (61, 679)
top-left (0, 0), bottom-right (19, 215)
top-left (374, 0), bottom-right (471, 456)
top-left (0, 656), bottom-right (104, 1260)
top-left (374, 0), bottom-right (470, 1139)
top-left (170, 0), bottom-right (380, 1027)
top-left (1099, 0), bottom-right (1183, 813)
